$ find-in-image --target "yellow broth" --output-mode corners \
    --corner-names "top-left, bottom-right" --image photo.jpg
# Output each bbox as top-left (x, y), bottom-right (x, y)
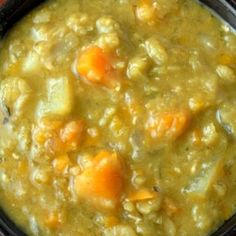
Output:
top-left (0, 0), bottom-right (236, 235)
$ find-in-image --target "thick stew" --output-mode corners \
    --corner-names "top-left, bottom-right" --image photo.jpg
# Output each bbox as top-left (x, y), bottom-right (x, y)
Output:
top-left (0, 0), bottom-right (236, 236)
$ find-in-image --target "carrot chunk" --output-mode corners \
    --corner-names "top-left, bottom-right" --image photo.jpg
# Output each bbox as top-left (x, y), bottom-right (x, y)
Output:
top-left (75, 151), bottom-right (124, 210)
top-left (146, 111), bottom-right (189, 140)
top-left (77, 46), bottom-right (112, 84)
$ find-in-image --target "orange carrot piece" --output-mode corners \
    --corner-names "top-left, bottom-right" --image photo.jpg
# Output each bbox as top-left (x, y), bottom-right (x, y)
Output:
top-left (75, 151), bottom-right (123, 210)
top-left (146, 111), bottom-right (189, 140)
top-left (77, 46), bottom-right (112, 84)
top-left (128, 189), bottom-right (157, 202)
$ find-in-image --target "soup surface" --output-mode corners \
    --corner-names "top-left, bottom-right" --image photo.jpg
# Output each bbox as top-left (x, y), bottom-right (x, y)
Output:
top-left (0, 0), bottom-right (236, 235)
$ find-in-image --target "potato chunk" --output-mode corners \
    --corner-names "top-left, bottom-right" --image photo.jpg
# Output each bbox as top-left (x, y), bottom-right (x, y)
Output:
top-left (0, 77), bottom-right (31, 118)
top-left (184, 159), bottom-right (224, 200)
top-left (37, 77), bottom-right (73, 117)
top-left (22, 51), bottom-right (41, 74)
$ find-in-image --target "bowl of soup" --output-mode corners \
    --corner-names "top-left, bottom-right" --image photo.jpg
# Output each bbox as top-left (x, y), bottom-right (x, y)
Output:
top-left (0, 0), bottom-right (236, 236)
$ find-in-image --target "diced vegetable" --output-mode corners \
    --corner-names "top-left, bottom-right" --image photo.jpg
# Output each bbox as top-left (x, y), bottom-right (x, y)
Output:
top-left (146, 111), bottom-right (190, 140)
top-left (128, 189), bottom-right (157, 202)
top-left (37, 77), bottom-right (73, 117)
top-left (77, 46), bottom-right (112, 84)
top-left (22, 51), bottom-right (41, 73)
top-left (0, 77), bottom-right (31, 118)
top-left (184, 159), bottom-right (224, 200)
top-left (74, 151), bottom-right (124, 210)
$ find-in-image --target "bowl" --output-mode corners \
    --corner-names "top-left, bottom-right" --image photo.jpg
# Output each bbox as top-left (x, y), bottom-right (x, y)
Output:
top-left (0, 0), bottom-right (236, 235)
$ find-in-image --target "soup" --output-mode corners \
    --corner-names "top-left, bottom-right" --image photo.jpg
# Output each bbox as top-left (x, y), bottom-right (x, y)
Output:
top-left (0, 0), bottom-right (236, 235)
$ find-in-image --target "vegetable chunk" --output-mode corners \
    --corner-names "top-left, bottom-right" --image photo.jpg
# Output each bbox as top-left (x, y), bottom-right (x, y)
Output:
top-left (184, 159), bottom-right (224, 200)
top-left (37, 77), bottom-right (73, 117)
top-left (75, 151), bottom-right (124, 210)
top-left (77, 46), bottom-right (112, 84)
top-left (0, 77), bottom-right (31, 118)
